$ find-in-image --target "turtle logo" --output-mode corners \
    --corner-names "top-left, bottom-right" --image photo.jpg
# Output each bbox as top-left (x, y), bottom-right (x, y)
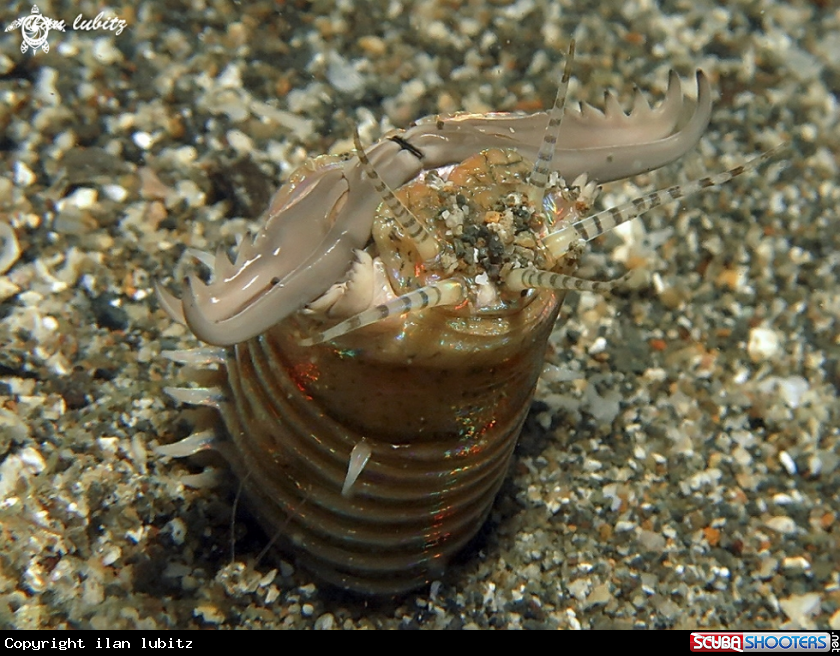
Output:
top-left (5, 5), bottom-right (66, 54)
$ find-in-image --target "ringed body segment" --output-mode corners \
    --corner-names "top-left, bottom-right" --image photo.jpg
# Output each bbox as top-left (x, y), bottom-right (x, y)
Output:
top-left (157, 53), bottom-right (774, 594)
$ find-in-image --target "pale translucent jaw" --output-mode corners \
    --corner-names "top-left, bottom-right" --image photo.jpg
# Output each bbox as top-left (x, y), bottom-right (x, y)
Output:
top-left (162, 67), bottom-right (713, 347)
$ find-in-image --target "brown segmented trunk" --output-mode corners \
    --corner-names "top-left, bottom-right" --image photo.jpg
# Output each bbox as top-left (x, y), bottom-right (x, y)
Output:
top-left (158, 62), bottom-right (727, 596)
top-left (217, 289), bottom-right (563, 595)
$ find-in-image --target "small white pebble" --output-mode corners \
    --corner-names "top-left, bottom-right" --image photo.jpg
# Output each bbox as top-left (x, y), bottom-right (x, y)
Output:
top-left (776, 376), bottom-right (809, 409)
top-left (758, 376), bottom-right (809, 408)
top-left (314, 613), bottom-right (335, 630)
top-left (176, 180), bottom-right (206, 208)
top-left (13, 161), bottom-right (36, 187)
top-left (778, 592), bottom-right (822, 628)
top-left (588, 336), bottom-right (607, 355)
top-left (798, 124), bottom-right (817, 142)
top-left (59, 187), bottom-right (98, 210)
top-left (92, 37), bottom-right (122, 64)
top-left (748, 327), bottom-right (781, 362)
top-left (35, 67), bottom-right (59, 105)
top-left (779, 450), bottom-right (797, 475)
top-left (565, 608), bottom-right (581, 630)
top-left (100, 545), bottom-right (121, 567)
top-left (712, 566), bottom-right (730, 579)
top-left (133, 131), bottom-right (154, 150)
top-left (567, 578), bottom-right (590, 602)
top-left (226, 129), bottom-right (254, 154)
top-left (259, 569), bottom-right (277, 587)
top-left (733, 367), bottom-right (750, 384)
top-left (102, 184), bottom-right (128, 202)
top-left (0, 222), bottom-right (21, 275)
top-left (19, 447), bottom-right (47, 474)
top-left (765, 516), bottom-right (797, 535)
top-left (781, 556), bottom-right (810, 571)
top-left (326, 52), bottom-right (365, 94)
top-left (165, 517), bottom-right (187, 545)
top-left (217, 63), bottom-right (242, 89)
top-left (0, 278), bottom-right (21, 303)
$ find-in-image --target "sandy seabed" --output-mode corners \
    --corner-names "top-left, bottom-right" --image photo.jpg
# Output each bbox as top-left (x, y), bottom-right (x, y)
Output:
top-left (0, 0), bottom-right (837, 630)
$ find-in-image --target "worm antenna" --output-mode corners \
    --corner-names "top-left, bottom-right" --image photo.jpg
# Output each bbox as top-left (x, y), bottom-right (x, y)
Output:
top-left (164, 386), bottom-right (225, 408)
top-left (504, 267), bottom-right (633, 294)
top-left (528, 39), bottom-right (575, 202)
top-left (300, 279), bottom-right (467, 346)
top-left (544, 146), bottom-right (785, 260)
top-left (353, 128), bottom-right (440, 262)
top-left (162, 348), bottom-right (227, 367)
top-left (155, 430), bottom-right (218, 458)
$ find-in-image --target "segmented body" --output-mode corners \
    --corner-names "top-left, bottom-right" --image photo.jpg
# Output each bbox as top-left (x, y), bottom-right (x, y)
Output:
top-left (159, 57), bottom-right (772, 594)
top-left (175, 149), bottom-right (575, 593)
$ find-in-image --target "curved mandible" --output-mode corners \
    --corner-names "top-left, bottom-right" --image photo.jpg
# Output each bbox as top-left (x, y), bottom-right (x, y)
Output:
top-left (401, 70), bottom-right (711, 183)
top-left (179, 138), bottom-right (425, 345)
top-left (169, 70), bottom-right (713, 346)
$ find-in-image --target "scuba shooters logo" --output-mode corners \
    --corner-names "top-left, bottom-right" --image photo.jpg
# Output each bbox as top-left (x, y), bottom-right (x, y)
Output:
top-left (690, 632), bottom-right (835, 653)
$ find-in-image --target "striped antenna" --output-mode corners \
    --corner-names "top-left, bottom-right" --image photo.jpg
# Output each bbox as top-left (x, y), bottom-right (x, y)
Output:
top-left (300, 279), bottom-right (467, 346)
top-left (528, 40), bottom-right (575, 200)
top-left (353, 129), bottom-right (439, 261)
top-left (544, 146), bottom-right (785, 260)
top-left (504, 267), bottom-right (633, 294)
